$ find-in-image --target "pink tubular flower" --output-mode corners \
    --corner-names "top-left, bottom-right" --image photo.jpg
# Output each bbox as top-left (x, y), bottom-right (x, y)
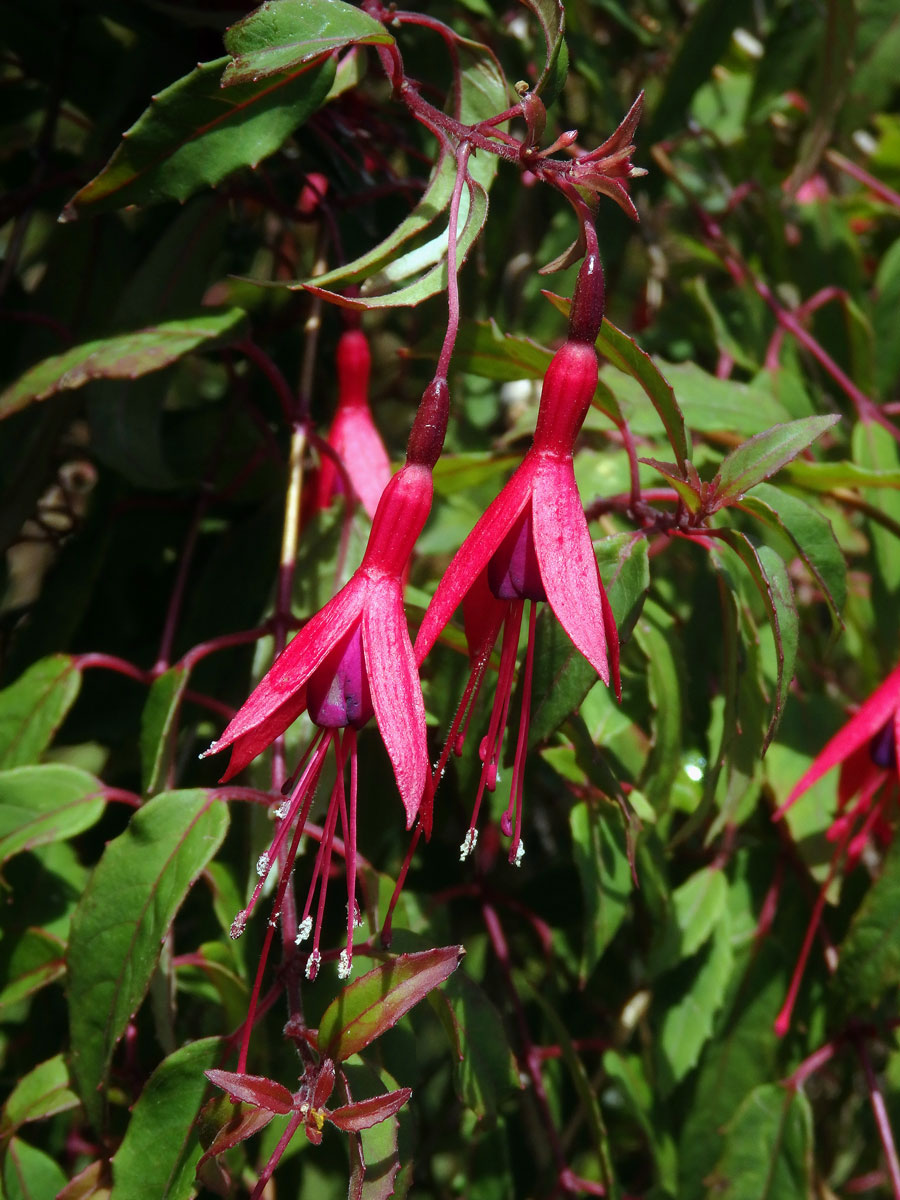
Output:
top-left (772, 662), bottom-right (900, 1035)
top-left (315, 329), bottom-right (392, 520)
top-left (205, 462), bottom-right (432, 982)
top-left (414, 337), bottom-right (620, 864)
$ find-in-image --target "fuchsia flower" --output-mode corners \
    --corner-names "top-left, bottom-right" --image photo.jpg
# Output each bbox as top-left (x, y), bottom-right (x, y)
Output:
top-left (315, 328), bottom-right (392, 520)
top-left (773, 662), bottom-right (900, 1035)
top-left (414, 336), bottom-right (620, 864)
top-left (205, 462), bottom-right (432, 980)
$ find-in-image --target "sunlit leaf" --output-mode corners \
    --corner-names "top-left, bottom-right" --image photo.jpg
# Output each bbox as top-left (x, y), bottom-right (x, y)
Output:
top-left (714, 415), bottom-right (840, 505)
top-left (0, 765), bottom-right (105, 865)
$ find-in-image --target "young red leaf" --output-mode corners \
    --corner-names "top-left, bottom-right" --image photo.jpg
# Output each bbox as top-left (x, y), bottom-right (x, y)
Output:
top-left (197, 1097), bottom-right (278, 1170)
top-left (328, 1088), bottom-right (413, 1133)
top-left (318, 946), bottom-right (465, 1062)
top-left (205, 1069), bottom-right (293, 1114)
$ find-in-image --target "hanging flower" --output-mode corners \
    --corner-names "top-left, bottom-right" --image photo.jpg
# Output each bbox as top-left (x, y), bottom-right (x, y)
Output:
top-left (414, 336), bottom-right (620, 863)
top-left (315, 328), bottom-right (392, 520)
top-left (772, 662), bottom-right (900, 1035)
top-left (205, 461), bottom-right (432, 980)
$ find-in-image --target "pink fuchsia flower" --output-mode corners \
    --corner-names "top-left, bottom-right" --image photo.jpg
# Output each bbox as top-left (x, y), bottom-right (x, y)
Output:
top-left (315, 328), bottom-right (392, 520)
top-left (205, 461), bottom-right (432, 984)
top-left (413, 336), bottom-right (620, 864)
top-left (772, 662), bottom-right (900, 1035)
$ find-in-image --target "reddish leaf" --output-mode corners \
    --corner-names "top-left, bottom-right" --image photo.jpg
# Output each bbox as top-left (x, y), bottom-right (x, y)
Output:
top-left (329, 1088), bottom-right (413, 1132)
top-left (197, 1096), bottom-right (278, 1169)
top-left (318, 946), bottom-right (465, 1062)
top-left (205, 1069), bottom-right (293, 1114)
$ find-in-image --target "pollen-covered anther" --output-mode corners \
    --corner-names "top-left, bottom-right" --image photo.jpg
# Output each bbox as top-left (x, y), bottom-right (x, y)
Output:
top-left (305, 948), bottom-right (322, 981)
top-left (274, 800), bottom-right (290, 819)
top-left (348, 900), bottom-right (363, 929)
top-left (256, 852), bottom-right (270, 878)
top-left (295, 916), bottom-right (313, 944)
top-left (338, 949), bottom-right (352, 980)
top-left (513, 839), bottom-right (525, 868)
top-left (230, 911), bottom-right (247, 940)
top-left (459, 828), bottom-right (478, 861)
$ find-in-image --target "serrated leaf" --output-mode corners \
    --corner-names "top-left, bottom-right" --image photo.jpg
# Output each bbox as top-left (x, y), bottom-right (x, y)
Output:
top-left (318, 946), bottom-right (464, 1062)
top-left (710, 1084), bottom-right (813, 1199)
top-left (0, 1056), bottom-right (78, 1139)
top-left (0, 656), bottom-right (82, 769)
top-left (330, 1089), bottom-right (412, 1133)
top-left (0, 765), bottom-right (105, 865)
top-left (62, 56), bottom-right (335, 217)
top-left (68, 790), bottom-right (229, 1128)
top-left (140, 667), bottom-right (188, 795)
top-left (222, 0), bottom-right (393, 86)
top-left (834, 835), bottom-right (900, 1016)
top-left (740, 482), bottom-right (846, 627)
top-left (711, 531), bottom-right (798, 749)
top-left (110, 1039), bottom-right (223, 1200)
top-left (714, 415), bottom-right (840, 505)
top-left (570, 801), bottom-right (632, 982)
top-left (656, 916), bottom-right (734, 1095)
top-left (204, 1070), bottom-right (293, 1114)
top-left (528, 533), bottom-right (649, 747)
top-left (0, 310), bottom-right (248, 420)
top-left (3, 1137), bottom-right (67, 1200)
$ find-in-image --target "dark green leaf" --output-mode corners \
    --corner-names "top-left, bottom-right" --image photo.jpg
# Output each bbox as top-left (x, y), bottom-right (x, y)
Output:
top-left (520, 0), bottom-right (568, 104)
top-left (740, 482), bottom-right (846, 627)
top-left (709, 1084), bottom-right (813, 1199)
top-left (62, 57), bottom-right (336, 217)
top-left (854, 418), bottom-right (900, 595)
top-left (0, 765), bottom-right (105, 865)
top-left (140, 667), bottom-right (188, 795)
top-left (874, 237), bottom-right (900, 397)
top-left (0, 928), bottom-right (66, 1015)
top-left (222, 0), bottom-right (393, 86)
top-left (714, 415), bottom-right (840, 505)
top-left (0, 656), bottom-right (81, 769)
top-left (318, 946), bottom-right (464, 1062)
top-left (0, 310), bottom-right (248, 420)
top-left (634, 601), bottom-right (683, 812)
top-left (834, 834), bottom-right (900, 1016)
top-left (68, 790), bottom-right (228, 1128)
top-left (441, 971), bottom-right (520, 1120)
top-left (111, 1038), bottom-right (223, 1200)
top-left (570, 801), bottom-right (632, 982)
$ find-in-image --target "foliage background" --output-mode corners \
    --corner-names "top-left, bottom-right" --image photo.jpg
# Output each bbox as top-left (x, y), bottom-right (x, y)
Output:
top-left (2, 0), bottom-right (900, 1197)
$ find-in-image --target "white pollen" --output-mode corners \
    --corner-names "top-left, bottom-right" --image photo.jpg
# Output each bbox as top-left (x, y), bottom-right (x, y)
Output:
top-left (305, 949), bottom-right (321, 980)
top-left (275, 801), bottom-right (290, 819)
top-left (256, 852), bottom-right (270, 877)
top-left (347, 900), bottom-right (363, 929)
top-left (230, 911), bottom-right (247, 940)
top-left (199, 740), bottom-right (219, 760)
top-left (338, 949), bottom-right (352, 980)
top-left (295, 916), bottom-right (312, 944)
top-left (459, 828), bottom-right (478, 861)
top-left (514, 839), bottom-right (525, 868)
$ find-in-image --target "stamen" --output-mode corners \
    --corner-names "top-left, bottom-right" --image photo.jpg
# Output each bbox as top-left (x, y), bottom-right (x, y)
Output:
top-left (513, 838), bottom-right (525, 867)
top-left (338, 949), bottom-right (352, 980)
top-left (459, 828), bottom-right (478, 861)
top-left (506, 600), bottom-right (538, 865)
top-left (295, 916), bottom-right (313, 944)
top-left (305, 949), bottom-right (321, 981)
top-left (230, 911), bottom-right (247, 940)
top-left (256, 852), bottom-right (270, 878)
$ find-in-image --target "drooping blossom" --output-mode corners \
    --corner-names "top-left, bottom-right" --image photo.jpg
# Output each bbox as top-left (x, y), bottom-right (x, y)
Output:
top-left (205, 459), bottom-right (433, 982)
top-left (772, 662), bottom-right (900, 1035)
top-left (414, 267), bottom-right (619, 866)
top-left (315, 328), bottom-right (392, 520)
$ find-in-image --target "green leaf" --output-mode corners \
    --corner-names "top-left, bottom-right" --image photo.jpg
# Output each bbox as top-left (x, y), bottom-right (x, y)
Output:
top-left (709, 1084), bottom-right (813, 1199)
top-left (111, 1038), bottom-right (223, 1200)
top-left (0, 765), bottom-right (105, 865)
top-left (834, 834), bottom-right (900, 1016)
top-left (656, 916), bottom-right (734, 1096)
top-left (0, 655), bottom-right (81, 769)
top-left (425, 318), bottom-right (553, 382)
top-left (0, 928), bottom-right (66, 1014)
top-left (62, 56), bottom-right (336, 217)
top-left (222, 0), bottom-right (393, 85)
top-left (527, 533), bottom-right (649, 748)
top-left (596, 320), bottom-right (690, 469)
top-left (634, 601), bottom-right (683, 812)
top-left (740, 482), bottom-right (846, 627)
top-left (2, 1137), bottom-right (67, 1200)
top-left (520, 0), bottom-right (568, 104)
top-left (318, 946), bottom-right (464, 1062)
top-left (440, 972), bottom-right (520, 1120)
top-left (649, 868), bottom-right (728, 976)
top-left (140, 667), bottom-right (188, 795)
top-left (0, 310), bottom-right (248, 420)
top-left (68, 790), bottom-right (229, 1128)
top-left (854, 418), bottom-right (900, 595)
top-left (570, 801), bottom-right (632, 982)
top-left (0, 1056), bottom-right (79, 1139)
top-left (714, 415), bottom-right (840, 505)
top-left (711, 532), bottom-right (798, 749)
top-left (874, 237), bottom-right (900, 397)
top-left (785, 458), bottom-right (900, 490)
